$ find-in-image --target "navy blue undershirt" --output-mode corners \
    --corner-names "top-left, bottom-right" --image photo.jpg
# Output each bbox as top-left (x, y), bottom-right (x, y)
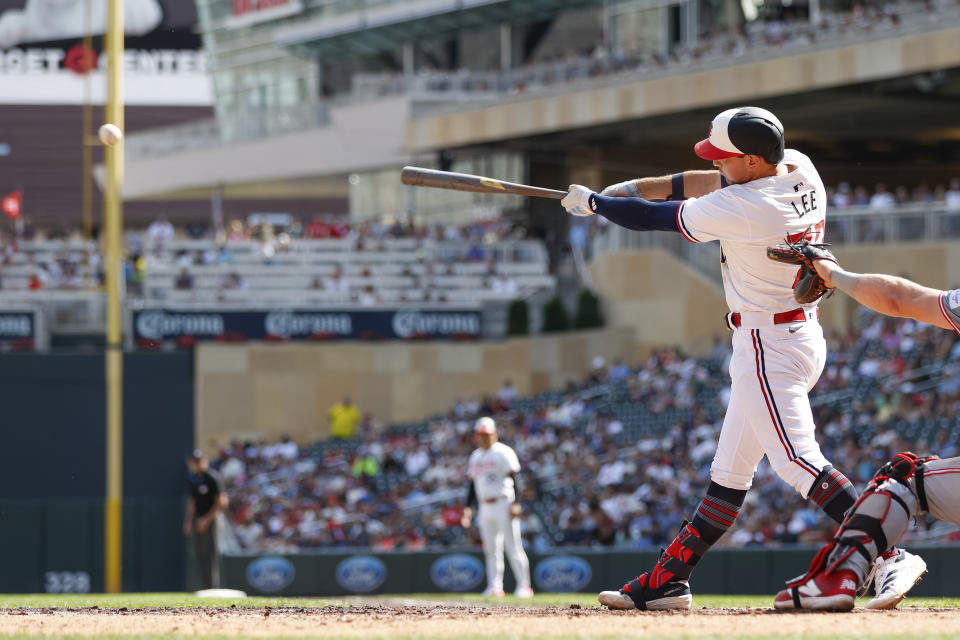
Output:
top-left (590, 194), bottom-right (682, 233)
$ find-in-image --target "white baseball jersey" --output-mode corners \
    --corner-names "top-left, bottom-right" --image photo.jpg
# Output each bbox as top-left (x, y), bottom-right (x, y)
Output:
top-left (468, 442), bottom-right (521, 502)
top-left (677, 149), bottom-right (827, 313)
top-left (671, 149), bottom-right (835, 496)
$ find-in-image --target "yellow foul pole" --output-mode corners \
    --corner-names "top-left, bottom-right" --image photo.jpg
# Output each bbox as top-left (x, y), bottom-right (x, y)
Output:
top-left (104, 0), bottom-right (125, 594)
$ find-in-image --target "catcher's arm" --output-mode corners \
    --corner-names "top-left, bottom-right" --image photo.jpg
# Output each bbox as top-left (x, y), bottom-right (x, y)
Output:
top-left (814, 262), bottom-right (952, 330)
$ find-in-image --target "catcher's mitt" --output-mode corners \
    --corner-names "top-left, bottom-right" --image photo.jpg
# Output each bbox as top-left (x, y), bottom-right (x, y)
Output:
top-left (766, 238), bottom-right (837, 305)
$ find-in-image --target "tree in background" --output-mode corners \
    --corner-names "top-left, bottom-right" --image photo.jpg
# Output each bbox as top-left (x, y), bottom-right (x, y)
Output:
top-left (507, 298), bottom-right (530, 336)
top-left (575, 289), bottom-right (604, 329)
top-left (542, 295), bottom-right (569, 333)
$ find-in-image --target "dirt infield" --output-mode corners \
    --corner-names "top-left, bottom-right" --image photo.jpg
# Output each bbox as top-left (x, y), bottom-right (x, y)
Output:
top-left (4, 605), bottom-right (960, 638)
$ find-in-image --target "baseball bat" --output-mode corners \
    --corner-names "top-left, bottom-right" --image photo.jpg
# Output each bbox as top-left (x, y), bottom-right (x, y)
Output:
top-left (400, 166), bottom-right (567, 200)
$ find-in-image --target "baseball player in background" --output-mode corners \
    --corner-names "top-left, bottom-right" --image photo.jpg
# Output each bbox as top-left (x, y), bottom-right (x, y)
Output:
top-left (770, 247), bottom-right (960, 609)
top-left (461, 417), bottom-right (534, 598)
top-left (559, 106), bottom-right (926, 610)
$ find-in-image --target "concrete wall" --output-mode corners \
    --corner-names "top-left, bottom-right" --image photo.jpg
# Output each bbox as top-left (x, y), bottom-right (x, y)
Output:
top-left (817, 242), bottom-right (960, 333)
top-left (591, 242), bottom-right (960, 353)
top-left (589, 248), bottom-right (729, 355)
top-left (195, 241), bottom-right (960, 449)
top-left (196, 327), bottom-right (635, 450)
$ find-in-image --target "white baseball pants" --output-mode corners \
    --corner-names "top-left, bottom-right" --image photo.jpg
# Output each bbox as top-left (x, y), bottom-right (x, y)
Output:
top-left (711, 318), bottom-right (830, 497)
top-left (478, 499), bottom-right (531, 591)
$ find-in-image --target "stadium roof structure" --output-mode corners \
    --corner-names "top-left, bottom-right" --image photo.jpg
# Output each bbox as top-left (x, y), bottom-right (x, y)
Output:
top-left (274, 0), bottom-right (605, 58)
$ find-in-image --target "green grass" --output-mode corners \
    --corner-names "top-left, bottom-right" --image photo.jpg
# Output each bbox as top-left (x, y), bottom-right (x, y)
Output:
top-left (0, 593), bottom-right (345, 609)
top-left (1, 592), bottom-right (958, 609)
top-left (2, 594), bottom-right (960, 640)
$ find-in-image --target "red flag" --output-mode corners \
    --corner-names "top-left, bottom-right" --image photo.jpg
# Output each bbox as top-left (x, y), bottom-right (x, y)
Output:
top-left (1, 190), bottom-right (21, 219)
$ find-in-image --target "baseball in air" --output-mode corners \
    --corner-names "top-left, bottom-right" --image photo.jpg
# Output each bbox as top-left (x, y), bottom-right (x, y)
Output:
top-left (98, 123), bottom-right (123, 146)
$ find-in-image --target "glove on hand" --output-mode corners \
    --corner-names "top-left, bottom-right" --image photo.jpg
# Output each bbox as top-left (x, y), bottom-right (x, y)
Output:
top-left (766, 238), bottom-right (838, 305)
top-left (561, 185), bottom-right (598, 217)
top-left (600, 179), bottom-right (641, 198)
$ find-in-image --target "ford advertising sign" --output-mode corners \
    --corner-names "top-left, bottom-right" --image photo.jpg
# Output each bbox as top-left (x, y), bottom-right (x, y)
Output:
top-left (533, 555), bottom-right (592, 592)
top-left (335, 556), bottom-right (387, 593)
top-left (245, 556), bottom-right (295, 593)
top-left (430, 554), bottom-right (485, 592)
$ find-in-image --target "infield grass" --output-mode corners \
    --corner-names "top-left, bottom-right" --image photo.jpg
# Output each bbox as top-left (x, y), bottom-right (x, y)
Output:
top-left (2, 593), bottom-right (959, 640)
top-left (2, 592), bottom-right (960, 609)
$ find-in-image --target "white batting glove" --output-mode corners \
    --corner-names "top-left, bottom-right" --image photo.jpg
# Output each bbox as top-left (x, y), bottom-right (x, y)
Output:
top-left (561, 185), bottom-right (597, 217)
top-left (600, 179), bottom-right (641, 198)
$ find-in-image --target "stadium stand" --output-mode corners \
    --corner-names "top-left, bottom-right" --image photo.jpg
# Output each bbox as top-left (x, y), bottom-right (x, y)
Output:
top-left (210, 309), bottom-right (960, 553)
top-left (346, 0), bottom-right (960, 104)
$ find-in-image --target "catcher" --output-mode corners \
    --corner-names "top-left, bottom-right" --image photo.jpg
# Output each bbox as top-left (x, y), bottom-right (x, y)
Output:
top-left (767, 239), bottom-right (959, 609)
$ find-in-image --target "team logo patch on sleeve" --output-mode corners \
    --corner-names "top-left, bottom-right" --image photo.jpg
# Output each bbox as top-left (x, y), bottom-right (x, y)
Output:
top-left (947, 289), bottom-right (960, 312)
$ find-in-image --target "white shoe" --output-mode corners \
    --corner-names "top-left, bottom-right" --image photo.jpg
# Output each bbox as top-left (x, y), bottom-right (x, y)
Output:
top-left (514, 586), bottom-right (534, 598)
top-left (598, 579), bottom-right (692, 611)
top-left (864, 549), bottom-right (927, 610)
top-left (598, 590), bottom-right (637, 610)
top-left (482, 587), bottom-right (505, 597)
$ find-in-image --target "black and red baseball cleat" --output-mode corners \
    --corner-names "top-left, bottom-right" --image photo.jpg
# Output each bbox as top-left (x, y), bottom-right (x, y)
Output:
top-left (774, 568), bottom-right (859, 611)
top-left (598, 572), bottom-right (692, 611)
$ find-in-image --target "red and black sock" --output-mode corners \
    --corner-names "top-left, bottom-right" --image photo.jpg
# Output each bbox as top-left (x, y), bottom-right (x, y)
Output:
top-left (691, 481), bottom-right (748, 545)
top-left (810, 465), bottom-right (858, 524)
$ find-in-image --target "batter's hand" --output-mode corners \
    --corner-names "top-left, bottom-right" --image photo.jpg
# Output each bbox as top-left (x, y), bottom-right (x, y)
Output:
top-left (561, 185), bottom-right (598, 217)
top-left (460, 507), bottom-right (473, 528)
top-left (509, 503), bottom-right (522, 519)
top-left (600, 179), bottom-right (641, 198)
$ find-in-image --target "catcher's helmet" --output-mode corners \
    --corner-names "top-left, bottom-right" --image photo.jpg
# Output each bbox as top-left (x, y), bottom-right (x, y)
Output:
top-left (695, 106), bottom-right (785, 165)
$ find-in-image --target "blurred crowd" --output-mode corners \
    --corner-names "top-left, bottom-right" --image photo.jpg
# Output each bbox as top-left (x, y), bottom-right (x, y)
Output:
top-left (2, 175), bottom-right (958, 296)
top-left (352, 0), bottom-right (955, 99)
top-left (0, 215), bottom-right (530, 297)
top-left (828, 178), bottom-right (960, 211)
top-left (210, 310), bottom-right (960, 553)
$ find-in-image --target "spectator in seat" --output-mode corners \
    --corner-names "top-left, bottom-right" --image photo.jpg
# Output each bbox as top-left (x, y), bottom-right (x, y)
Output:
top-left (329, 397), bottom-right (361, 439)
top-left (491, 273), bottom-right (518, 296)
top-left (323, 267), bottom-right (349, 293)
top-left (496, 378), bottom-right (518, 405)
top-left (145, 216), bottom-right (174, 247)
top-left (175, 268), bottom-right (193, 290)
top-left (946, 178), bottom-right (960, 212)
top-left (869, 183), bottom-right (896, 210)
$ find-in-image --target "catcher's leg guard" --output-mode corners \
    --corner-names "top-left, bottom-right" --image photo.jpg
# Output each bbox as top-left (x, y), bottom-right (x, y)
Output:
top-left (776, 452), bottom-right (930, 610)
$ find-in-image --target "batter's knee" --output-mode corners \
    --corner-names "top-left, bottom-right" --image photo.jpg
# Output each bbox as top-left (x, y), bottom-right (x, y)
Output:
top-left (709, 467), bottom-right (753, 491)
top-left (770, 461), bottom-right (821, 497)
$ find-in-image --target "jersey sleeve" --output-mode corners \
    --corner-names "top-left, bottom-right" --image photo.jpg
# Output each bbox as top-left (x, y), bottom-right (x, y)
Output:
top-left (504, 446), bottom-right (521, 473)
top-left (467, 451), bottom-right (478, 479)
top-left (676, 187), bottom-right (749, 244)
top-left (208, 471), bottom-right (223, 496)
top-left (938, 289), bottom-right (960, 334)
top-left (782, 148), bottom-right (813, 172)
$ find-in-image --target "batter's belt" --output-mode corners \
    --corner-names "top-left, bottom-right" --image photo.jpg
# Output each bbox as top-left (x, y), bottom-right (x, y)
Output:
top-left (725, 307), bottom-right (819, 331)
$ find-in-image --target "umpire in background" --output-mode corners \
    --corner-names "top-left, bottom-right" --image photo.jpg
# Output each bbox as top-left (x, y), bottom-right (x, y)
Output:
top-left (184, 449), bottom-right (228, 590)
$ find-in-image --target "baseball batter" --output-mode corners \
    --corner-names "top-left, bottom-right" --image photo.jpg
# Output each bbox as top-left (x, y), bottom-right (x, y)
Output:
top-left (461, 417), bottom-right (534, 598)
top-left (559, 106), bottom-right (926, 610)
top-left (769, 249), bottom-right (960, 609)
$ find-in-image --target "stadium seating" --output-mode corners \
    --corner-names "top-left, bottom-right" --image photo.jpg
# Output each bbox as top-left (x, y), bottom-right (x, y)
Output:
top-left (212, 310), bottom-right (960, 553)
